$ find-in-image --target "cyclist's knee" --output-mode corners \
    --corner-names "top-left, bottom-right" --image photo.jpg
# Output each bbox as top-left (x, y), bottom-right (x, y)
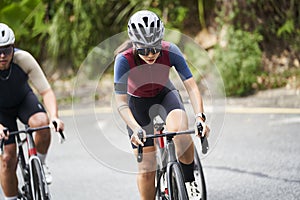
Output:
top-left (138, 170), bottom-right (156, 181)
top-left (0, 148), bottom-right (17, 172)
top-left (166, 109), bottom-right (188, 131)
top-left (138, 157), bottom-right (157, 173)
top-left (28, 112), bottom-right (49, 127)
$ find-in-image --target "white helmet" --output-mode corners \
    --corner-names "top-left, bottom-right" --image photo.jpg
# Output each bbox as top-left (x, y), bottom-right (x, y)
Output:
top-left (0, 23), bottom-right (15, 47)
top-left (128, 10), bottom-right (164, 46)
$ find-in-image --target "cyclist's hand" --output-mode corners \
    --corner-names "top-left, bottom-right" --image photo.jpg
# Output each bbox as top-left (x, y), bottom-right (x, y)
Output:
top-left (131, 127), bottom-right (146, 147)
top-left (52, 118), bottom-right (64, 132)
top-left (195, 119), bottom-right (210, 137)
top-left (0, 124), bottom-right (9, 140)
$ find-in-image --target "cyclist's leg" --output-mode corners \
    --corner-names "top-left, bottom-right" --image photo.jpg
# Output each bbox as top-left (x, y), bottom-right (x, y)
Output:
top-left (166, 109), bottom-right (194, 166)
top-left (18, 91), bottom-right (50, 155)
top-left (28, 112), bottom-right (50, 154)
top-left (133, 146), bottom-right (157, 200)
top-left (129, 126), bottom-right (157, 200)
top-left (0, 144), bottom-right (18, 198)
top-left (0, 110), bottom-right (18, 198)
top-left (162, 90), bottom-right (195, 181)
top-left (128, 95), bottom-right (160, 200)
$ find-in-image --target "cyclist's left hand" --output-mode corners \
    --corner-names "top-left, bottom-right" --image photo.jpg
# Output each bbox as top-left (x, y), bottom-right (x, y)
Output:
top-left (51, 118), bottom-right (65, 132)
top-left (0, 124), bottom-right (9, 140)
top-left (195, 119), bottom-right (210, 137)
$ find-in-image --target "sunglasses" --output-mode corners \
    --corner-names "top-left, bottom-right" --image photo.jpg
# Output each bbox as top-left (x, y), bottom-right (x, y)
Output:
top-left (0, 46), bottom-right (13, 56)
top-left (136, 46), bottom-right (162, 56)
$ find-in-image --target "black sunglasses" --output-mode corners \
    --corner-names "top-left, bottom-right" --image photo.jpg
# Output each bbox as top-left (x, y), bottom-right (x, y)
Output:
top-left (136, 46), bottom-right (162, 56)
top-left (0, 46), bottom-right (13, 56)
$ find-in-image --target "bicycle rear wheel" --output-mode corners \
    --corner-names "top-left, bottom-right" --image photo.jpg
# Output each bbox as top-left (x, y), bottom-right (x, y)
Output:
top-left (193, 147), bottom-right (207, 200)
top-left (168, 163), bottom-right (188, 200)
top-left (30, 158), bottom-right (50, 200)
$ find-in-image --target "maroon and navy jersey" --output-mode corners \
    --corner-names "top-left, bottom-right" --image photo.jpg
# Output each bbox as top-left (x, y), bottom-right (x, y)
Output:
top-left (114, 41), bottom-right (192, 97)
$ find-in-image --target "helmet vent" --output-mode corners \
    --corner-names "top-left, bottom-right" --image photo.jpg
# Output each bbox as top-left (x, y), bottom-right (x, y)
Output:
top-left (142, 17), bottom-right (148, 27)
top-left (157, 21), bottom-right (160, 28)
top-left (1, 31), bottom-right (4, 37)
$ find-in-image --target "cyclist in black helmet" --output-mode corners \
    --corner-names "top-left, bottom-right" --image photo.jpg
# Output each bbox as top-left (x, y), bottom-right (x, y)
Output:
top-left (114, 10), bottom-right (210, 200)
top-left (0, 23), bottom-right (64, 200)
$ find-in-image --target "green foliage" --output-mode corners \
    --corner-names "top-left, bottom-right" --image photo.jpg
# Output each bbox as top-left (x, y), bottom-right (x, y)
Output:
top-left (0, 0), bottom-right (48, 57)
top-left (148, 0), bottom-right (188, 30)
top-left (46, 0), bottom-right (154, 73)
top-left (233, 0), bottom-right (300, 55)
top-left (213, 26), bottom-right (263, 96)
top-left (1, 0), bottom-right (299, 94)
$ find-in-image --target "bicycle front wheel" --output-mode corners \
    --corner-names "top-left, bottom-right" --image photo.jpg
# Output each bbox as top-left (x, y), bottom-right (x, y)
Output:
top-left (30, 158), bottom-right (50, 200)
top-left (194, 147), bottom-right (207, 200)
top-left (168, 163), bottom-right (188, 200)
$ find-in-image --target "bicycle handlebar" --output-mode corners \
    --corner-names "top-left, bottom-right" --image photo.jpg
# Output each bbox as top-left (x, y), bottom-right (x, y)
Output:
top-left (0, 121), bottom-right (65, 154)
top-left (5, 121), bottom-right (65, 141)
top-left (137, 124), bottom-right (209, 162)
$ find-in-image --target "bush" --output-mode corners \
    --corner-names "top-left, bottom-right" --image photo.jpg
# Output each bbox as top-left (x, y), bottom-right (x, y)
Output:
top-left (213, 26), bottom-right (263, 96)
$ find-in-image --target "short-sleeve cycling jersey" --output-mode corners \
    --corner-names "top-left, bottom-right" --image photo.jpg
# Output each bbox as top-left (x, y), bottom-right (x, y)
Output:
top-left (114, 41), bottom-right (192, 97)
top-left (0, 48), bottom-right (51, 108)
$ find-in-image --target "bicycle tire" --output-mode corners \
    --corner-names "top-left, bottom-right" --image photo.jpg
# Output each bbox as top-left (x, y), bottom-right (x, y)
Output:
top-left (194, 147), bottom-right (207, 200)
top-left (30, 158), bottom-right (50, 200)
top-left (168, 163), bottom-right (188, 200)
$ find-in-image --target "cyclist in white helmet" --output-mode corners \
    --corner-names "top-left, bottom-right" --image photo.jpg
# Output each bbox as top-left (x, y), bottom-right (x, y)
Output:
top-left (114, 10), bottom-right (210, 199)
top-left (0, 23), bottom-right (64, 200)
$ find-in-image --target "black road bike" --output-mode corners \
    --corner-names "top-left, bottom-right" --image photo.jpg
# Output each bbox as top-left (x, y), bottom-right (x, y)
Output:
top-left (137, 116), bottom-right (208, 200)
top-left (0, 122), bottom-right (65, 200)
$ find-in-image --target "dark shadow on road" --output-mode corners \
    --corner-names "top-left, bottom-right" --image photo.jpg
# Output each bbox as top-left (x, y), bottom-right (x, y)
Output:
top-left (205, 165), bottom-right (300, 184)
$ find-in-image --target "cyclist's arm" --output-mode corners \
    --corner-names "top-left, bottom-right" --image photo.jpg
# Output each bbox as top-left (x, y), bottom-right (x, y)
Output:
top-left (115, 94), bottom-right (140, 131)
top-left (14, 49), bottom-right (64, 131)
top-left (183, 77), bottom-right (210, 136)
top-left (115, 94), bottom-right (145, 146)
top-left (13, 49), bottom-right (51, 93)
top-left (169, 43), bottom-right (193, 81)
top-left (169, 43), bottom-right (205, 120)
top-left (183, 77), bottom-right (205, 117)
top-left (169, 43), bottom-right (210, 135)
top-left (114, 54), bottom-right (145, 146)
top-left (40, 88), bottom-right (64, 131)
top-left (40, 89), bottom-right (59, 119)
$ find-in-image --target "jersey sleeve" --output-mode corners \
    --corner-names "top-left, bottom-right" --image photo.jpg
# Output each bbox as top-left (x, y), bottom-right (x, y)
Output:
top-left (114, 54), bottom-right (130, 94)
top-left (169, 43), bottom-right (193, 81)
top-left (13, 50), bottom-right (51, 94)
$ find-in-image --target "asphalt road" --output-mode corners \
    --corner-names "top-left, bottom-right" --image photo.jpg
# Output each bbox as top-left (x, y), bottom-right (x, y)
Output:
top-left (1, 107), bottom-right (300, 199)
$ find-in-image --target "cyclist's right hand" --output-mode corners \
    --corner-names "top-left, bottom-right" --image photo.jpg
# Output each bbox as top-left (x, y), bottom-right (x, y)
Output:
top-left (0, 124), bottom-right (9, 140)
top-left (131, 127), bottom-right (146, 147)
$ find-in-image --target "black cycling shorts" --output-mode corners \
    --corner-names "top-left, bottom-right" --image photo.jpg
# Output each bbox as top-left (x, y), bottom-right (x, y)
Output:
top-left (0, 91), bottom-right (46, 145)
top-left (128, 87), bottom-right (185, 148)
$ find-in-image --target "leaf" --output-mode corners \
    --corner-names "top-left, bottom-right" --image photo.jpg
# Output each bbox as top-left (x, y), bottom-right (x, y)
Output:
top-left (277, 19), bottom-right (294, 37)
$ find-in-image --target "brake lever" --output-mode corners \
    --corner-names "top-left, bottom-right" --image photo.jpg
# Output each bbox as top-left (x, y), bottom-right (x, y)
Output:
top-left (197, 123), bottom-right (209, 154)
top-left (137, 130), bottom-right (143, 163)
top-left (52, 121), bottom-right (66, 144)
